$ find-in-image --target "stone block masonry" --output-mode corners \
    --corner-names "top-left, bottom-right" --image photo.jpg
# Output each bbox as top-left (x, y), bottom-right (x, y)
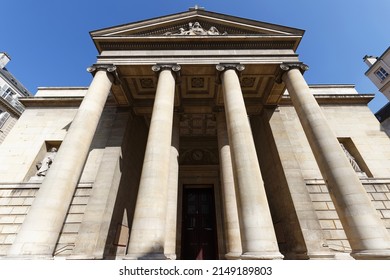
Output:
top-left (307, 179), bottom-right (390, 255)
top-left (0, 183), bottom-right (92, 257)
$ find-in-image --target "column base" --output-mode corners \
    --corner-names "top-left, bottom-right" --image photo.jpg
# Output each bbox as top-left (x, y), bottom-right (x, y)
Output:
top-left (4, 254), bottom-right (54, 260)
top-left (351, 249), bottom-right (390, 260)
top-left (307, 253), bottom-right (335, 260)
top-left (225, 252), bottom-right (242, 260)
top-left (67, 254), bottom-right (103, 260)
top-left (241, 251), bottom-right (284, 260)
top-left (124, 252), bottom-right (168, 260)
top-left (164, 253), bottom-right (177, 260)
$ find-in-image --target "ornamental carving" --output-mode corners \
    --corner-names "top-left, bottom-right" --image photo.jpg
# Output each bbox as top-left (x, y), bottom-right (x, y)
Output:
top-left (164, 22), bottom-right (227, 36)
top-left (191, 77), bottom-right (204, 88)
top-left (139, 78), bottom-right (154, 89)
top-left (240, 77), bottom-right (256, 88)
top-left (180, 148), bottom-right (219, 165)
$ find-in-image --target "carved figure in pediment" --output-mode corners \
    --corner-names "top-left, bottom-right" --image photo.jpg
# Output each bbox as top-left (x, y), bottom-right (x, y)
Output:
top-left (207, 26), bottom-right (220, 35)
top-left (190, 22), bottom-right (207, 35)
top-left (164, 22), bottom-right (227, 36)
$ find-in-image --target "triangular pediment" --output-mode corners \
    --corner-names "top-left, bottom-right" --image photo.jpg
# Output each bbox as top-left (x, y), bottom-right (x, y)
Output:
top-left (92, 10), bottom-right (303, 37)
top-left (91, 10), bottom-right (304, 52)
top-left (91, 10), bottom-right (304, 36)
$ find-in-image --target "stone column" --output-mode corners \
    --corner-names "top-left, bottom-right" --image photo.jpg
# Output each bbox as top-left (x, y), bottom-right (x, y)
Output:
top-left (164, 114), bottom-right (180, 260)
top-left (216, 111), bottom-right (242, 259)
top-left (126, 64), bottom-right (180, 259)
top-left (217, 64), bottom-right (283, 260)
top-left (7, 65), bottom-right (116, 258)
top-left (281, 63), bottom-right (390, 259)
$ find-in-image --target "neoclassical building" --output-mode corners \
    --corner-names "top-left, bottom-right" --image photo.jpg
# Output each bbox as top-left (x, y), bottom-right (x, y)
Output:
top-left (1, 9), bottom-right (390, 260)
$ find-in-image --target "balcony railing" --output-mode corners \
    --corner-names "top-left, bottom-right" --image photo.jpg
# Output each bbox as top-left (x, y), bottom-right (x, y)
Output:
top-left (0, 88), bottom-right (25, 114)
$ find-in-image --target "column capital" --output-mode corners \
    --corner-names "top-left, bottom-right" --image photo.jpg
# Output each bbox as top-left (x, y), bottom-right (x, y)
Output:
top-left (152, 64), bottom-right (181, 82)
top-left (216, 63), bottom-right (245, 72)
top-left (87, 64), bottom-right (120, 84)
top-left (276, 62), bottom-right (309, 84)
top-left (216, 63), bottom-right (245, 84)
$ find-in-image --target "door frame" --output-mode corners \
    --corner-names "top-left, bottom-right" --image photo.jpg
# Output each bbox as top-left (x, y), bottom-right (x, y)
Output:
top-left (180, 185), bottom-right (217, 260)
top-left (177, 165), bottom-right (223, 259)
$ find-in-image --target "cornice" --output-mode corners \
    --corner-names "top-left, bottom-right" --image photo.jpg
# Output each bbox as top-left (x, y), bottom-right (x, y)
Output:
top-left (96, 39), bottom-right (299, 52)
top-left (19, 96), bottom-right (119, 108)
top-left (18, 97), bottom-right (84, 108)
top-left (279, 94), bottom-right (375, 105)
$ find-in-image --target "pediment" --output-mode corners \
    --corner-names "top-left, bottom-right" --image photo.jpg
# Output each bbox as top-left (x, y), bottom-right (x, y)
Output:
top-left (91, 10), bottom-right (304, 38)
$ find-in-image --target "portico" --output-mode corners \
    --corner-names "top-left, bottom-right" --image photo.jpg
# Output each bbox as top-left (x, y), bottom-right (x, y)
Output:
top-left (3, 9), bottom-right (390, 260)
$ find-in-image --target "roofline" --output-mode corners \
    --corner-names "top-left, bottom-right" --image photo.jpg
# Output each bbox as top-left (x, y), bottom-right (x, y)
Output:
top-left (364, 46), bottom-right (390, 75)
top-left (0, 68), bottom-right (32, 96)
top-left (307, 84), bottom-right (356, 88)
top-left (90, 9), bottom-right (305, 37)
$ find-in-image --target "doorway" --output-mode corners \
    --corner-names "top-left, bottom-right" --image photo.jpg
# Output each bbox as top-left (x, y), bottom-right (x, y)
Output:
top-left (181, 185), bottom-right (218, 259)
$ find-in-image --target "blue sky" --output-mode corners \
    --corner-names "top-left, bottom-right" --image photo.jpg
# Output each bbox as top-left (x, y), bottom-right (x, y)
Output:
top-left (2, 0), bottom-right (389, 112)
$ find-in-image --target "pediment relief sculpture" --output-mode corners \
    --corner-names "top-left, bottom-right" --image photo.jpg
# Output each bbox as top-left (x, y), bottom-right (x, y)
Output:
top-left (164, 22), bottom-right (227, 36)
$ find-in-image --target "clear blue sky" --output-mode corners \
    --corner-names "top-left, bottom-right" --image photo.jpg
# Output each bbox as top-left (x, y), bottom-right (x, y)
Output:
top-left (2, 0), bottom-right (389, 112)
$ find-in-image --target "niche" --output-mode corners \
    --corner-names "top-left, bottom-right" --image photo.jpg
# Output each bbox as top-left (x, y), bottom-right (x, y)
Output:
top-left (26, 141), bottom-right (61, 182)
top-left (338, 138), bottom-right (372, 178)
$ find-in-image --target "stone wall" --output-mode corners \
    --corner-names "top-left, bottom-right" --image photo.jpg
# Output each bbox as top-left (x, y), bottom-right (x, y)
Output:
top-left (0, 183), bottom-right (92, 257)
top-left (54, 183), bottom-right (92, 257)
top-left (306, 179), bottom-right (390, 255)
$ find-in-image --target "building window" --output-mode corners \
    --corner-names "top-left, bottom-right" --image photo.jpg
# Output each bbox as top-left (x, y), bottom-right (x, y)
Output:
top-left (375, 67), bottom-right (389, 81)
top-left (0, 110), bottom-right (10, 128)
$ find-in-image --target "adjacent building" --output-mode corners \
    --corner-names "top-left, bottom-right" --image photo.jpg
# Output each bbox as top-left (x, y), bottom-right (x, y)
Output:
top-left (364, 47), bottom-right (390, 136)
top-left (1, 9), bottom-right (390, 260)
top-left (0, 52), bottom-right (31, 144)
top-left (364, 47), bottom-right (390, 101)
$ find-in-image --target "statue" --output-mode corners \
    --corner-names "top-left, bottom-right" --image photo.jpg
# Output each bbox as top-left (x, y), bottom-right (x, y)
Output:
top-left (340, 143), bottom-right (362, 173)
top-left (36, 147), bottom-right (57, 176)
top-left (164, 22), bottom-right (227, 36)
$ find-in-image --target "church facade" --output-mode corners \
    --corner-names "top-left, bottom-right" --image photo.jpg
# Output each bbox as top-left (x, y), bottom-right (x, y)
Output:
top-left (1, 9), bottom-right (390, 260)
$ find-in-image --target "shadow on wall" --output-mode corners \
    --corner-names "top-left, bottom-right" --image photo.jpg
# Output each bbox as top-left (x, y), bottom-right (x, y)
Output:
top-left (103, 116), bottom-right (148, 259)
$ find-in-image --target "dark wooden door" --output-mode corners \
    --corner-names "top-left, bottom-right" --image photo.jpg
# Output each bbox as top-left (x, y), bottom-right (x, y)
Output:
top-left (181, 186), bottom-right (217, 260)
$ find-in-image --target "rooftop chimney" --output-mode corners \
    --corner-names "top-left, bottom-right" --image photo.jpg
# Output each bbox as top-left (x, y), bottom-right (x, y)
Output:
top-left (0, 52), bottom-right (11, 69)
top-left (363, 55), bottom-right (378, 67)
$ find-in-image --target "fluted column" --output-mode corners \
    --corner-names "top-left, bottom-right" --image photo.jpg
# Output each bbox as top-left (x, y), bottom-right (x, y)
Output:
top-left (126, 64), bottom-right (180, 259)
top-left (7, 65), bottom-right (116, 258)
top-left (164, 114), bottom-right (180, 260)
top-left (216, 111), bottom-right (242, 259)
top-left (281, 63), bottom-right (390, 259)
top-left (217, 64), bottom-right (283, 260)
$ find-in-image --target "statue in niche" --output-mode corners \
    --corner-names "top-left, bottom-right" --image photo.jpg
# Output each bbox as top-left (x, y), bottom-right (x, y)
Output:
top-left (36, 147), bottom-right (57, 176)
top-left (340, 143), bottom-right (363, 173)
top-left (164, 22), bottom-right (227, 36)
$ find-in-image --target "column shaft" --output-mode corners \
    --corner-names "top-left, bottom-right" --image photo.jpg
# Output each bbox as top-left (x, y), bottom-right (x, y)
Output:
top-left (164, 115), bottom-right (180, 259)
top-left (126, 68), bottom-right (176, 259)
top-left (283, 67), bottom-right (390, 259)
top-left (8, 68), bottom-right (114, 258)
top-left (216, 112), bottom-right (242, 259)
top-left (221, 67), bottom-right (283, 260)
